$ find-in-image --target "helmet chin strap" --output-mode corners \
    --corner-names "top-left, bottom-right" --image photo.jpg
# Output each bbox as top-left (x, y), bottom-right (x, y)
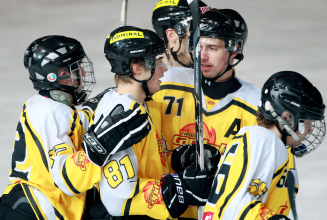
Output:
top-left (208, 52), bottom-right (244, 82)
top-left (130, 68), bottom-right (155, 97)
top-left (268, 102), bottom-right (301, 145)
top-left (170, 38), bottom-right (193, 68)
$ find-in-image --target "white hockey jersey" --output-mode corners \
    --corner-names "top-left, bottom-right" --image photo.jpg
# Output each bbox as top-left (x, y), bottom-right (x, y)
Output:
top-left (3, 93), bottom-right (101, 220)
top-left (203, 125), bottom-right (299, 220)
top-left (94, 89), bottom-right (171, 219)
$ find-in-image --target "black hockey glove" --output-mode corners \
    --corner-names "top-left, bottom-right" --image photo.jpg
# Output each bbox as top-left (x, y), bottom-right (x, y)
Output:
top-left (81, 88), bottom-right (114, 114)
top-left (267, 215), bottom-right (290, 220)
top-left (82, 104), bottom-right (151, 167)
top-left (171, 144), bottom-right (221, 173)
top-left (161, 166), bottom-right (214, 218)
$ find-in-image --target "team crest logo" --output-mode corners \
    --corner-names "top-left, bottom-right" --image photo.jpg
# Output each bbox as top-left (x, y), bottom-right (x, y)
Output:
top-left (277, 201), bottom-right (289, 215)
top-left (156, 131), bottom-right (166, 167)
top-left (72, 151), bottom-right (90, 171)
top-left (247, 179), bottom-right (268, 200)
top-left (142, 180), bottom-right (163, 209)
top-left (173, 123), bottom-right (226, 151)
top-left (260, 207), bottom-right (274, 219)
top-left (47, 73), bottom-right (56, 82)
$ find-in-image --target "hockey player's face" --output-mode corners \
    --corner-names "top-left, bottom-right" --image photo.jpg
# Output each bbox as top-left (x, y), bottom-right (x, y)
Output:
top-left (287, 120), bottom-right (313, 146)
top-left (147, 58), bottom-right (168, 94)
top-left (200, 37), bottom-right (230, 80)
top-left (70, 62), bottom-right (86, 92)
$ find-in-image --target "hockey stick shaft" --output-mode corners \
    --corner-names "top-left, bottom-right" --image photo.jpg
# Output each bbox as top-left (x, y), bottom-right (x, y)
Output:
top-left (286, 171), bottom-right (299, 220)
top-left (120, 0), bottom-right (128, 26)
top-left (187, 0), bottom-right (205, 219)
top-left (187, 0), bottom-right (204, 171)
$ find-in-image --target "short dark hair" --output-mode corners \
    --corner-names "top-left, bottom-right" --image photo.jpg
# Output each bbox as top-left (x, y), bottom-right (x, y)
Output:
top-left (256, 110), bottom-right (274, 127)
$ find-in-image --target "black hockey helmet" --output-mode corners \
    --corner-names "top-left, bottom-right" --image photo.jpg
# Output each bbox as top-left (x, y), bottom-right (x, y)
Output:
top-left (188, 9), bottom-right (243, 81)
top-left (219, 9), bottom-right (248, 60)
top-left (152, 0), bottom-right (210, 42)
top-left (259, 71), bottom-right (325, 157)
top-left (24, 35), bottom-right (96, 105)
top-left (197, 9), bottom-right (239, 53)
top-left (104, 26), bottom-right (166, 96)
top-left (104, 26), bottom-right (166, 75)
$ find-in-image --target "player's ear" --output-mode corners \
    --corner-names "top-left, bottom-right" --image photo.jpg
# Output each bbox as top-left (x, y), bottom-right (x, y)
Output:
top-left (58, 70), bottom-right (70, 84)
top-left (131, 63), bottom-right (143, 76)
top-left (231, 44), bottom-right (241, 59)
top-left (231, 51), bottom-right (238, 59)
top-left (166, 28), bottom-right (178, 44)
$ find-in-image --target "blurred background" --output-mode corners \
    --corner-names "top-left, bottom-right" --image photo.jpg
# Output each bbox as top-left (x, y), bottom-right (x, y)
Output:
top-left (0, 0), bottom-right (326, 219)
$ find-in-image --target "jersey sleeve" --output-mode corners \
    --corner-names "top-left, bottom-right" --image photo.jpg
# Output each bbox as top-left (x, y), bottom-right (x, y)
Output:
top-left (203, 130), bottom-right (284, 220)
top-left (49, 108), bottom-right (101, 196)
top-left (78, 109), bottom-right (92, 130)
top-left (50, 150), bottom-right (102, 196)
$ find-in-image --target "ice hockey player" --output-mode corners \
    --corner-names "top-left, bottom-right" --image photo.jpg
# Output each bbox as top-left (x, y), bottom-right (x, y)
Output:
top-left (203, 71), bottom-right (325, 220)
top-left (0, 35), bottom-right (149, 220)
top-left (153, 8), bottom-right (260, 177)
top-left (151, 8), bottom-right (261, 219)
top-left (152, 0), bottom-right (210, 68)
top-left (83, 26), bottom-right (214, 220)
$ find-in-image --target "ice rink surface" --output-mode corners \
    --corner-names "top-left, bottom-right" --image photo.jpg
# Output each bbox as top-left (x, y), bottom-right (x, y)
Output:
top-left (0, 0), bottom-right (326, 219)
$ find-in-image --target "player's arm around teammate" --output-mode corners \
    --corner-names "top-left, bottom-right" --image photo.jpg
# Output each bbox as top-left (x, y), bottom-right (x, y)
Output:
top-left (0, 35), bottom-right (149, 220)
top-left (203, 71), bottom-right (325, 220)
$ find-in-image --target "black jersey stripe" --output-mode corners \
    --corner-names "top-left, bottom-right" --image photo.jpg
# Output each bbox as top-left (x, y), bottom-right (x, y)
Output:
top-left (160, 84), bottom-right (194, 94)
top-left (81, 109), bottom-right (92, 122)
top-left (273, 161), bottom-right (288, 179)
top-left (219, 134), bottom-right (249, 218)
top-left (54, 207), bottom-right (64, 220)
top-left (23, 105), bottom-right (49, 172)
top-left (69, 109), bottom-right (78, 137)
top-left (68, 109), bottom-right (78, 145)
top-left (124, 180), bottom-right (140, 216)
top-left (239, 201), bottom-right (261, 220)
top-left (22, 184), bottom-right (46, 220)
top-left (160, 85), bottom-right (257, 116)
top-left (62, 161), bottom-right (81, 195)
top-left (144, 96), bottom-right (154, 102)
top-left (206, 100), bottom-right (257, 117)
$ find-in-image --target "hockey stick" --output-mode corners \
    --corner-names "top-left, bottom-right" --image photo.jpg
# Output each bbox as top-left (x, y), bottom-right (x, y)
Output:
top-left (120, 0), bottom-right (128, 26)
top-left (286, 171), bottom-right (299, 220)
top-left (187, 0), bottom-right (205, 219)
